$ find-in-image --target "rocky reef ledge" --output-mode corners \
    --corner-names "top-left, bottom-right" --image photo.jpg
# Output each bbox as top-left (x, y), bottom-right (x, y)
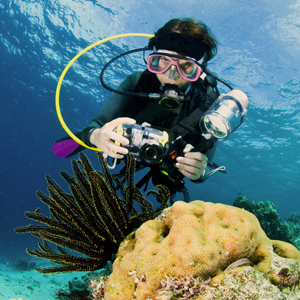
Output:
top-left (91, 201), bottom-right (300, 300)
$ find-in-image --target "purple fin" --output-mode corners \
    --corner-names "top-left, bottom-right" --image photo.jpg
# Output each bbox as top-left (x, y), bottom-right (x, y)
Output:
top-left (52, 139), bottom-right (81, 158)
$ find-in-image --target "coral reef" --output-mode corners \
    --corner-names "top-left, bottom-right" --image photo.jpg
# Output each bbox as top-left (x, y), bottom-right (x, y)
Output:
top-left (233, 195), bottom-right (300, 249)
top-left (54, 262), bottom-right (112, 300)
top-left (201, 246), bottom-right (300, 300)
top-left (11, 258), bottom-right (37, 271)
top-left (90, 276), bottom-right (107, 300)
top-left (102, 200), bottom-right (276, 299)
top-left (284, 213), bottom-right (300, 250)
top-left (14, 153), bottom-right (170, 274)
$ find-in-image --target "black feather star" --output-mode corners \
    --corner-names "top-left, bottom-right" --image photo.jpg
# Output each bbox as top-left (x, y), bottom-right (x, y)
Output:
top-left (14, 152), bottom-right (170, 274)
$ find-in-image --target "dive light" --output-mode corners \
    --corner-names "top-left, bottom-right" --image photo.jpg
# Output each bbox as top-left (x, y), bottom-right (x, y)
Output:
top-left (199, 89), bottom-right (249, 142)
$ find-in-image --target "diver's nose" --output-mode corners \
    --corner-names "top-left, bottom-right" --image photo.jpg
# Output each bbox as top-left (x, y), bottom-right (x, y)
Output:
top-left (168, 65), bottom-right (176, 79)
top-left (166, 65), bottom-right (180, 80)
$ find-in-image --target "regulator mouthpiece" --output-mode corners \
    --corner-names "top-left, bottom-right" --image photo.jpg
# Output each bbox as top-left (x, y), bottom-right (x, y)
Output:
top-left (199, 89), bottom-right (249, 142)
top-left (159, 84), bottom-right (186, 110)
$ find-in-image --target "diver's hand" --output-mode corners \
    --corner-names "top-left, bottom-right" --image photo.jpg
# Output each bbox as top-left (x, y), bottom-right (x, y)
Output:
top-left (175, 144), bottom-right (207, 180)
top-left (89, 117), bottom-right (136, 159)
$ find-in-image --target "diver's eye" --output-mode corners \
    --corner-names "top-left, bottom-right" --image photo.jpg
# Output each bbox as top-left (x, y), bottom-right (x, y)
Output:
top-left (180, 62), bottom-right (193, 70)
top-left (160, 56), bottom-right (172, 63)
top-left (158, 56), bottom-right (173, 69)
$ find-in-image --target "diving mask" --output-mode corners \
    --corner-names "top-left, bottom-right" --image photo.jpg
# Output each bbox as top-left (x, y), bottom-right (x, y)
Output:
top-left (147, 52), bottom-right (202, 82)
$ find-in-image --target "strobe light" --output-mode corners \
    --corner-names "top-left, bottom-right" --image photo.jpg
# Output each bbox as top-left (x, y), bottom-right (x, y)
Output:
top-left (199, 89), bottom-right (249, 142)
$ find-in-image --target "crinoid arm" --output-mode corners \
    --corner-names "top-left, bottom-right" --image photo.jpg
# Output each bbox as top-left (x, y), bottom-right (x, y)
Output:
top-left (14, 153), bottom-right (170, 274)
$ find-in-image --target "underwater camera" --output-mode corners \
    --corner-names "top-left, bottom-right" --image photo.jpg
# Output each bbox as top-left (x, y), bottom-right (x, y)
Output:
top-left (115, 123), bottom-right (169, 165)
top-left (114, 89), bottom-right (248, 175)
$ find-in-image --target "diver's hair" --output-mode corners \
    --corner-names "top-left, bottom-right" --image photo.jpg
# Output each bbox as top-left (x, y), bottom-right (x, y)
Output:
top-left (150, 18), bottom-right (218, 62)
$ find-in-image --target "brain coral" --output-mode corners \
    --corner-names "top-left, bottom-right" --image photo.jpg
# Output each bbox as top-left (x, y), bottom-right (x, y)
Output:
top-left (103, 200), bottom-right (273, 300)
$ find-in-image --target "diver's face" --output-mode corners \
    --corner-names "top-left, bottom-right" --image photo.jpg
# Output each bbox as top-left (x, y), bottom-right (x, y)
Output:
top-left (155, 50), bottom-right (193, 90)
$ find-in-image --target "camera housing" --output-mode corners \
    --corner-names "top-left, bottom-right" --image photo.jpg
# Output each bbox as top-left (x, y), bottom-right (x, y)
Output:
top-left (116, 123), bottom-right (169, 165)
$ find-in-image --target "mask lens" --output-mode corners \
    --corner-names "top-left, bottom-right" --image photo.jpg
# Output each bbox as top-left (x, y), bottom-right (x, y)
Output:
top-left (148, 55), bottom-right (173, 73)
top-left (147, 54), bottom-right (201, 81)
top-left (178, 59), bottom-right (201, 80)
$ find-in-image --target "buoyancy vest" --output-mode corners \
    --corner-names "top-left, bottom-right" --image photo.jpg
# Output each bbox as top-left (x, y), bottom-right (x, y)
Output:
top-left (124, 70), bottom-right (220, 197)
top-left (131, 70), bottom-right (219, 149)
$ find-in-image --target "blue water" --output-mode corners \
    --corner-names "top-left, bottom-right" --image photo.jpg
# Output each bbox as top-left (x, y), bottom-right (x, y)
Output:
top-left (1, 0), bottom-right (300, 262)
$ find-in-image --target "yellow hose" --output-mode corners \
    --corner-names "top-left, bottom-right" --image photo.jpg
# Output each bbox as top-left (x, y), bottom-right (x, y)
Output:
top-left (55, 33), bottom-right (154, 151)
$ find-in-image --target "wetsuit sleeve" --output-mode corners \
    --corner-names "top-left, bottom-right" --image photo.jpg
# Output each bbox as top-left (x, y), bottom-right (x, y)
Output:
top-left (205, 142), bottom-right (217, 166)
top-left (81, 71), bottom-right (144, 146)
top-left (190, 142), bottom-right (227, 184)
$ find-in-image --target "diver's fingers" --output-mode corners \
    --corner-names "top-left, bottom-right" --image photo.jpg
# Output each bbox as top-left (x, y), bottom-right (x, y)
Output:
top-left (183, 143), bottom-right (194, 153)
top-left (141, 122), bottom-right (151, 127)
top-left (101, 142), bottom-right (129, 159)
top-left (176, 157), bottom-right (206, 172)
top-left (106, 117), bottom-right (136, 130)
top-left (102, 117), bottom-right (136, 145)
top-left (184, 151), bottom-right (208, 163)
top-left (176, 156), bottom-right (206, 180)
top-left (91, 118), bottom-right (135, 145)
top-left (178, 168), bottom-right (203, 180)
top-left (102, 149), bottom-right (125, 159)
top-left (109, 131), bottom-right (131, 146)
top-left (183, 144), bottom-right (208, 163)
top-left (108, 138), bottom-right (129, 155)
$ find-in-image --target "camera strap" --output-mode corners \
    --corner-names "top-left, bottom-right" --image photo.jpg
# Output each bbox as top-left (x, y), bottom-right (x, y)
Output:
top-left (168, 107), bottom-right (205, 141)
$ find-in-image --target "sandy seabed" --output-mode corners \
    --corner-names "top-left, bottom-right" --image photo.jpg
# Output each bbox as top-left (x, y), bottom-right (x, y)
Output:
top-left (0, 261), bottom-right (83, 300)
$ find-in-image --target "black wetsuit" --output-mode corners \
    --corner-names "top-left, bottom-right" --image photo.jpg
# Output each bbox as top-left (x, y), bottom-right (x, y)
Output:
top-left (80, 70), bottom-right (219, 193)
top-left (82, 70), bottom-right (217, 154)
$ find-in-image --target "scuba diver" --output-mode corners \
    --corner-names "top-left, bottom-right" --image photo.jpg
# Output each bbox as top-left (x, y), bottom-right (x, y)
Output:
top-left (53, 18), bottom-right (248, 201)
